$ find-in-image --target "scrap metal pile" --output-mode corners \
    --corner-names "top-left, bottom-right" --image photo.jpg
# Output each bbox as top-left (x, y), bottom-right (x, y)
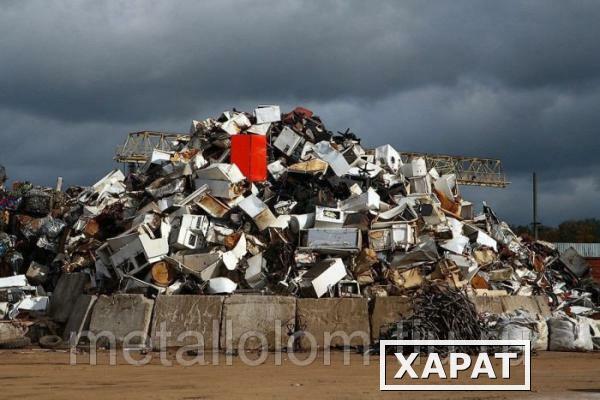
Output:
top-left (0, 105), bottom-right (598, 324)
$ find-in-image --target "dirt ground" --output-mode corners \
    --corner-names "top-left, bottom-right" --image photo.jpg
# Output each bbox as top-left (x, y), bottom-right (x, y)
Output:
top-left (0, 349), bottom-right (598, 399)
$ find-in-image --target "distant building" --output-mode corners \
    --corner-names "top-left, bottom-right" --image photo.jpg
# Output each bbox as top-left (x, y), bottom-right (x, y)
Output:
top-left (554, 243), bottom-right (600, 282)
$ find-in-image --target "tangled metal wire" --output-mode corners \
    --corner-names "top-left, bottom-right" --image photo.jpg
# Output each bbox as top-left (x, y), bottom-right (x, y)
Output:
top-left (384, 283), bottom-right (495, 354)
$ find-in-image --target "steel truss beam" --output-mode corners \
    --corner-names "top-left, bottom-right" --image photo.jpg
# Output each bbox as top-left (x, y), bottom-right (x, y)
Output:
top-left (114, 131), bottom-right (190, 164)
top-left (400, 152), bottom-right (509, 188)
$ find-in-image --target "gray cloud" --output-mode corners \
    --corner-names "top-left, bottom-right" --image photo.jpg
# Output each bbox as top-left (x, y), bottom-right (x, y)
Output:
top-left (0, 0), bottom-right (598, 225)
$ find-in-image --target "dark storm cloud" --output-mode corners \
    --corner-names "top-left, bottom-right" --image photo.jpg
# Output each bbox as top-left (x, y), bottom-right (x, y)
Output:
top-left (0, 0), bottom-right (598, 225)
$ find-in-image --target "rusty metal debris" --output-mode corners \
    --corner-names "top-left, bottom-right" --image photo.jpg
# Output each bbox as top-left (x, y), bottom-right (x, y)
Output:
top-left (0, 106), bottom-right (598, 350)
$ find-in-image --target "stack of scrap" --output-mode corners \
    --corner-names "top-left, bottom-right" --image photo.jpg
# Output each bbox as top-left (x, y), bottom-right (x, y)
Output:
top-left (0, 104), bottom-right (597, 332)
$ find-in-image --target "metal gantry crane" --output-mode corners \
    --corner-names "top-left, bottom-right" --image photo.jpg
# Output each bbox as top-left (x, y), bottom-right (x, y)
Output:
top-left (399, 152), bottom-right (509, 188)
top-left (114, 131), bottom-right (191, 172)
top-left (114, 131), bottom-right (509, 188)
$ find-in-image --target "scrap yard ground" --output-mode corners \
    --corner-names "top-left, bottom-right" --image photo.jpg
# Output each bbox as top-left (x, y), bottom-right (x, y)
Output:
top-left (0, 350), bottom-right (598, 400)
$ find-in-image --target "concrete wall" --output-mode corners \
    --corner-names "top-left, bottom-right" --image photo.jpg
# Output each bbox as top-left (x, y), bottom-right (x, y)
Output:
top-left (67, 293), bottom-right (557, 350)
top-left (297, 298), bottom-right (369, 349)
top-left (150, 295), bottom-right (223, 350)
top-left (88, 294), bottom-right (154, 347)
top-left (220, 295), bottom-right (295, 351)
top-left (533, 295), bottom-right (552, 318)
top-left (471, 296), bottom-right (504, 315)
top-left (500, 296), bottom-right (543, 316)
top-left (369, 296), bottom-right (413, 341)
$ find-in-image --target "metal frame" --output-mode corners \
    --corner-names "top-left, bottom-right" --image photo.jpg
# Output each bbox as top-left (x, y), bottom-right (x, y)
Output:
top-left (400, 152), bottom-right (509, 188)
top-left (114, 131), bottom-right (191, 164)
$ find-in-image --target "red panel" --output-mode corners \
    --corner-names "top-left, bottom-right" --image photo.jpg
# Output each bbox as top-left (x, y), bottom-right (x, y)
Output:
top-left (231, 135), bottom-right (250, 179)
top-left (587, 258), bottom-right (600, 282)
top-left (249, 135), bottom-right (267, 181)
top-left (231, 134), bottom-right (267, 182)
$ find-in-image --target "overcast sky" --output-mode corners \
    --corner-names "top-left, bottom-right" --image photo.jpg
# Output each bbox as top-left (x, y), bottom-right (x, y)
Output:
top-left (0, 0), bottom-right (599, 225)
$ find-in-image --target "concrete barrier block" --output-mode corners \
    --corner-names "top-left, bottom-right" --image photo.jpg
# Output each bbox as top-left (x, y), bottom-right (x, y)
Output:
top-left (220, 295), bottom-right (295, 351)
top-left (89, 294), bottom-right (154, 346)
top-left (63, 294), bottom-right (97, 342)
top-left (150, 295), bottom-right (224, 349)
top-left (49, 272), bottom-right (89, 323)
top-left (370, 296), bottom-right (413, 341)
top-left (501, 296), bottom-right (541, 316)
top-left (471, 296), bottom-right (504, 315)
top-left (534, 295), bottom-right (552, 317)
top-left (297, 298), bottom-right (370, 349)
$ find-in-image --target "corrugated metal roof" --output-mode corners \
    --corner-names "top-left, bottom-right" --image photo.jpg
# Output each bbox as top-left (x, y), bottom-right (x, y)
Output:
top-left (554, 243), bottom-right (600, 258)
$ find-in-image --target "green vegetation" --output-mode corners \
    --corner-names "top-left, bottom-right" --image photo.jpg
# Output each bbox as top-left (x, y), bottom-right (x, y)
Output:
top-left (512, 219), bottom-right (600, 242)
